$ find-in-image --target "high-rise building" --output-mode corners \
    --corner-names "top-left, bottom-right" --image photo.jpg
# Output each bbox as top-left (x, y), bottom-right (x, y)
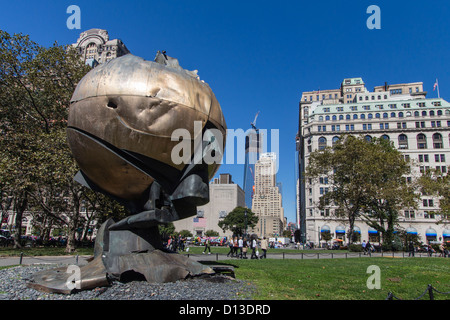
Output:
top-left (297, 77), bottom-right (450, 245)
top-left (243, 129), bottom-right (263, 208)
top-left (71, 28), bottom-right (130, 67)
top-left (251, 153), bottom-right (284, 237)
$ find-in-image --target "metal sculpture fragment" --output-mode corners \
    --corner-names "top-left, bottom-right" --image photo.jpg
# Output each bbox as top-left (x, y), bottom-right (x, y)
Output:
top-left (28, 51), bottom-right (226, 293)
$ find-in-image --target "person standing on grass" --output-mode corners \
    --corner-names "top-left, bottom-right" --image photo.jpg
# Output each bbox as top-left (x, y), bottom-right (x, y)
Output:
top-left (260, 237), bottom-right (268, 259)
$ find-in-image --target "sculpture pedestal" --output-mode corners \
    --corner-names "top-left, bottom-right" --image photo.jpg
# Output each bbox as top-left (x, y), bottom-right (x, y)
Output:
top-left (27, 218), bottom-right (214, 294)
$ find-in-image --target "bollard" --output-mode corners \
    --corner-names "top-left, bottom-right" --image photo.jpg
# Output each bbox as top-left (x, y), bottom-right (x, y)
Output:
top-left (19, 252), bottom-right (23, 265)
top-left (216, 253), bottom-right (219, 261)
top-left (76, 255), bottom-right (79, 265)
top-left (428, 285), bottom-right (434, 300)
top-left (283, 252), bottom-right (285, 260)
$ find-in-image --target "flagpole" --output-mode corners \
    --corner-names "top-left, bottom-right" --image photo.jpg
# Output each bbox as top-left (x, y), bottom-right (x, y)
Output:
top-left (437, 78), bottom-right (440, 99)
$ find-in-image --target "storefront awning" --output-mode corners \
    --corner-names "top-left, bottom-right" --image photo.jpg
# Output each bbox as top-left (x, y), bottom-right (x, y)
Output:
top-left (425, 228), bottom-right (437, 237)
top-left (368, 227), bottom-right (378, 234)
top-left (335, 226), bottom-right (345, 234)
top-left (406, 227), bottom-right (417, 235)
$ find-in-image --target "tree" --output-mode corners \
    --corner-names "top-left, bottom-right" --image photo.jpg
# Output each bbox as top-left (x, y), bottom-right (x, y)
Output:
top-left (218, 206), bottom-right (258, 236)
top-left (205, 230), bottom-right (219, 237)
top-left (306, 135), bottom-right (417, 245)
top-left (0, 30), bottom-right (91, 250)
top-left (418, 167), bottom-right (450, 222)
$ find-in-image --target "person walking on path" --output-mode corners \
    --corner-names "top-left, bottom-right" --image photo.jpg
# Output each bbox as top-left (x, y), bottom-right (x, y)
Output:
top-left (238, 237), bottom-right (244, 259)
top-left (226, 238), bottom-right (233, 257)
top-left (242, 238), bottom-right (248, 259)
top-left (362, 240), bottom-right (367, 255)
top-left (202, 238), bottom-right (211, 254)
top-left (408, 242), bottom-right (415, 257)
top-left (260, 237), bottom-right (268, 259)
top-left (250, 237), bottom-right (258, 259)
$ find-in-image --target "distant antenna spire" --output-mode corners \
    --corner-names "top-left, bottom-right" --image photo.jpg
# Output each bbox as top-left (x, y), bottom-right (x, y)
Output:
top-left (251, 111), bottom-right (260, 132)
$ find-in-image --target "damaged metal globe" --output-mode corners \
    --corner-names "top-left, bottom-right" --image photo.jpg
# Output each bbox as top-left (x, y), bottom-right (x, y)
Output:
top-left (28, 51), bottom-right (227, 294)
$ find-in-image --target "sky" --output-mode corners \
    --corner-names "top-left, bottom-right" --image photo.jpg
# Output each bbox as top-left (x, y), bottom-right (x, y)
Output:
top-left (1, 0), bottom-right (450, 224)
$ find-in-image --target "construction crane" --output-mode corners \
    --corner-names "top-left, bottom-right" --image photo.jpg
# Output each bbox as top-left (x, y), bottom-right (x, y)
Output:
top-left (251, 111), bottom-right (260, 132)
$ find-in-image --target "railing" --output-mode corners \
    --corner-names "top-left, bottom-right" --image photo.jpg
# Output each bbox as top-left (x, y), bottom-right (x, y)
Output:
top-left (184, 250), bottom-right (449, 261)
top-left (386, 284), bottom-right (450, 300)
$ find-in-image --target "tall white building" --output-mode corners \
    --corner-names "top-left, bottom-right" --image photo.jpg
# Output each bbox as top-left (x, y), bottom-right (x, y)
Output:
top-left (71, 28), bottom-right (130, 67)
top-left (297, 78), bottom-right (450, 245)
top-left (252, 153), bottom-right (285, 237)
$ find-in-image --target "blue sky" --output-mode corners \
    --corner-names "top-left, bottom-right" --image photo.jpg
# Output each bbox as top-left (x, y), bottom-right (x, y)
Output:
top-left (1, 0), bottom-right (450, 224)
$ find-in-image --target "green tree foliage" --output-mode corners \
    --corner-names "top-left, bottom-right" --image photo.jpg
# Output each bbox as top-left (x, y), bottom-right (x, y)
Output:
top-left (419, 167), bottom-right (450, 222)
top-left (218, 206), bottom-right (258, 236)
top-left (0, 29), bottom-right (92, 250)
top-left (306, 135), bottom-right (417, 245)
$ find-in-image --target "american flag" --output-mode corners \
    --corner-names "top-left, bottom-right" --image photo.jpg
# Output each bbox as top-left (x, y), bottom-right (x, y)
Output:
top-left (193, 217), bottom-right (207, 227)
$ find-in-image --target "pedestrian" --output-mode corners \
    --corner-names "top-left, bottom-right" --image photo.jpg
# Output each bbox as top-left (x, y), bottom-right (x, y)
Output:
top-left (226, 238), bottom-right (233, 257)
top-left (203, 238), bottom-right (211, 254)
top-left (233, 237), bottom-right (239, 257)
top-left (439, 242), bottom-right (445, 257)
top-left (250, 237), bottom-right (258, 259)
top-left (260, 237), bottom-right (268, 259)
top-left (428, 244), bottom-right (433, 257)
top-left (362, 240), bottom-right (367, 255)
top-left (238, 237), bottom-right (244, 258)
top-left (242, 238), bottom-right (248, 259)
top-left (365, 240), bottom-right (371, 255)
top-left (408, 242), bottom-right (415, 257)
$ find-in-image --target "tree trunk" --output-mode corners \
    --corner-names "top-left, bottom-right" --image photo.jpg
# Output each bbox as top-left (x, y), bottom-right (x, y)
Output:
top-left (13, 194), bottom-right (28, 249)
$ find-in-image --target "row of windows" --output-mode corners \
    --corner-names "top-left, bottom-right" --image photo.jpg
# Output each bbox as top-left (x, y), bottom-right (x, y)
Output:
top-left (307, 208), bottom-right (437, 219)
top-left (314, 120), bottom-right (449, 134)
top-left (317, 109), bottom-right (447, 122)
top-left (316, 133), bottom-right (448, 150)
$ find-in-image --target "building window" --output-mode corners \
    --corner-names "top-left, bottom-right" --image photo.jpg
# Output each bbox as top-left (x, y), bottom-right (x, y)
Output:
top-left (417, 134), bottom-right (427, 149)
top-left (433, 133), bottom-right (443, 149)
top-left (398, 134), bottom-right (408, 149)
top-left (318, 137), bottom-right (327, 150)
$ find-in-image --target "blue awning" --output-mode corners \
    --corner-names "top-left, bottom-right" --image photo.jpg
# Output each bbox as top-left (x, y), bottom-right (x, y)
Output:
top-left (426, 228), bottom-right (437, 237)
top-left (353, 226), bottom-right (361, 234)
top-left (406, 227), bottom-right (417, 235)
top-left (321, 225), bottom-right (331, 232)
top-left (443, 229), bottom-right (450, 237)
top-left (368, 227), bottom-right (378, 234)
top-left (335, 226), bottom-right (346, 234)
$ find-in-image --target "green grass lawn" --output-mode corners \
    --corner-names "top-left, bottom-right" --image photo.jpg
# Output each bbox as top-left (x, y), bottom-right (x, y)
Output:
top-left (222, 257), bottom-right (450, 300)
top-left (2, 246), bottom-right (448, 300)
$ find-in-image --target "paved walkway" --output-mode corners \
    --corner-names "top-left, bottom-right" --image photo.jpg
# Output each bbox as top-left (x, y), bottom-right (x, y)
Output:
top-left (0, 251), bottom-right (443, 267)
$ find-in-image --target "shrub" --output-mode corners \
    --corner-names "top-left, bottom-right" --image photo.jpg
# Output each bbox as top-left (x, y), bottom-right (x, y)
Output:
top-left (349, 244), bottom-right (363, 252)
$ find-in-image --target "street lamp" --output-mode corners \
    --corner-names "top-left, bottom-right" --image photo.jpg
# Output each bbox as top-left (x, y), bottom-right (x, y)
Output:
top-left (244, 210), bottom-right (248, 238)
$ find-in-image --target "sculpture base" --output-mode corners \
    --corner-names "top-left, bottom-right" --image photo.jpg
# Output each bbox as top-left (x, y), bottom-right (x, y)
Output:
top-left (27, 218), bottom-right (214, 294)
top-left (28, 250), bottom-right (214, 294)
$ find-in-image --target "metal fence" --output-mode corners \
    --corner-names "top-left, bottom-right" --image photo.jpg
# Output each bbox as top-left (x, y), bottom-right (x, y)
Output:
top-left (386, 284), bottom-right (450, 300)
top-left (186, 250), bottom-right (449, 261)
